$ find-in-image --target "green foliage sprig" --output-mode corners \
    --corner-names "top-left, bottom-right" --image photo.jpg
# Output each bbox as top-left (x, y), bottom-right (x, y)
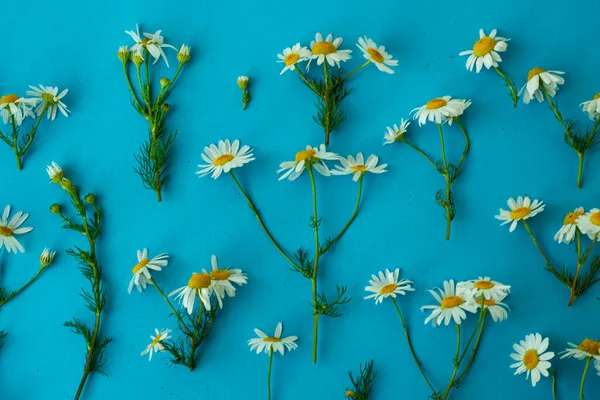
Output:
top-left (345, 360), bottom-right (377, 400)
top-left (0, 330), bottom-right (6, 351)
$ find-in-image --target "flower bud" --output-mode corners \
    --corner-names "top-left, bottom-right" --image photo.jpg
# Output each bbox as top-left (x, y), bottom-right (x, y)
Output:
top-left (160, 77), bottom-right (170, 89)
top-left (177, 44), bottom-right (191, 65)
top-left (132, 53), bottom-right (144, 67)
top-left (59, 178), bottom-right (73, 191)
top-left (40, 248), bottom-right (56, 267)
top-left (161, 104), bottom-right (170, 113)
top-left (85, 194), bottom-right (96, 205)
top-left (117, 46), bottom-right (131, 63)
top-left (46, 161), bottom-right (64, 183)
top-left (50, 204), bottom-right (61, 215)
top-left (237, 76), bottom-right (249, 90)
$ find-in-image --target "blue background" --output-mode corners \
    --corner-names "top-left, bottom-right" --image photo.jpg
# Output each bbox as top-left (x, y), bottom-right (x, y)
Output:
top-left (2, 0), bottom-right (600, 399)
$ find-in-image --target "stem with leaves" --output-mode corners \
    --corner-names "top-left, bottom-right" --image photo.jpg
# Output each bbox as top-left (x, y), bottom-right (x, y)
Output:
top-left (346, 360), bottom-right (377, 400)
top-left (0, 258), bottom-right (54, 309)
top-left (0, 104), bottom-right (50, 170)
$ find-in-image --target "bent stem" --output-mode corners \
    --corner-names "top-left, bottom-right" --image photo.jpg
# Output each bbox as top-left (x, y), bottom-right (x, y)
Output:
top-left (580, 357), bottom-right (591, 400)
top-left (404, 140), bottom-right (439, 170)
top-left (493, 66), bottom-right (519, 108)
top-left (522, 220), bottom-right (562, 279)
top-left (438, 124), bottom-right (452, 241)
top-left (149, 277), bottom-right (191, 336)
top-left (267, 348), bottom-right (274, 400)
top-left (454, 309), bottom-right (487, 386)
top-left (307, 165), bottom-right (321, 364)
top-left (442, 324), bottom-right (461, 400)
top-left (0, 267), bottom-right (47, 308)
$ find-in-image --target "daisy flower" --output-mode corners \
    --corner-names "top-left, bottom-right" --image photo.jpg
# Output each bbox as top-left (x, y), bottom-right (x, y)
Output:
top-left (356, 36), bottom-right (398, 74)
top-left (421, 280), bottom-right (477, 326)
top-left (476, 292), bottom-right (510, 322)
top-left (576, 208), bottom-right (600, 241)
top-left (510, 333), bottom-right (554, 387)
top-left (554, 207), bottom-right (585, 244)
top-left (277, 144), bottom-right (339, 181)
top-left (128, 248), bottom-right (169, 294)
top-left (383, 120), bottom-right (410, 145)
top-left (169, 272), bottom-right (214, 314)
top-left (411, 96), bottom-right (470, 126)
top-left (208, 254), bottom-right (247, 308)
top-left (331, 153), bottom-right (387, 182)
top-left (459, 29), bottom-right (509, 73)
top-left (0, 94), bottom-right (38, 126)
top-left (580, 93), bottom-right (600, 120)
top-left (309, 33), bottom-right (352, 68)
top-left (495, 196), bottom-right (545, 232)
top-left (196, 139), bottom-right (255, 179)
top-left (141, 328), bottom-right (172, 361)
top-left (519, 68), bottom-right (565, 104)
top-left (46, 161), bottom-right (64, 183)
top-left (248, 322), bottom-right (298, 355)
top-left (446, 99), bottom-right (471, 126)
top-left (125, 25), bottom-right (176, 67)
top-left (26, 85), bottom-right (69, 121)
top-left (277, 43), bottom-right (311, 75)
top-left (457, 277), bottom-right (511, 301)
top-left (0, 205), bottom-right (34, 254)
top-left (560, 338), bottom-right (600, 360)
top-left (364, 268), bottom-right (414, 304)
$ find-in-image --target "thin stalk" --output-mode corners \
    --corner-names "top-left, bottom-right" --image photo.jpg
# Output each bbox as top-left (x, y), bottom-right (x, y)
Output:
top-left (307, 165), bottom-right (321, 364)
top-left (454, 311), bottom-right (487, 385)
top-left (149, 277), bottom-right (191, 336)
top-left (267, 348), bottom-right (274, 400)
top-left (454, 118), bottom-right (470, 176)
top-left (493, 66), bottom-right (519, 108)
top-left (438, 124), bottom-right (452, 241)
top-left (122, 62), bottom-right (143, 111)
top-left (456, 306), bottom-right (484, 366)
top-left (323, 63), bottom-right (331, 146)
top-left (17, 105), bottom-right (48, 162)
top-left (442, 324), bottom-right (461, 400)
top-left (295, 69), bottom-right (320, 96)
top-left (0, 267), bottom-right (46, 308)
top-left (522, 220), bottom-right (561, 278)
top-left (551, 370), bottom-right (557, 400)
top-left (568, 231), bottom-right (583, 306)
top-left (10, 116), bottom-right (21, 170)
top-left (577, 152), bottom-right (584, 189)
top-left (543, 90), bottom-right (571, 139)
top-left (580, 358), bottom-right (591, 400)
top-left (404, 140), bottom-right (439, 170)
top-left (340, 61), bottom-right (371, 83)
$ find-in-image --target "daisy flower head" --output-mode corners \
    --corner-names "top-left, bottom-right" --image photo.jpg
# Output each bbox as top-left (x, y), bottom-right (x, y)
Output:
top-left (510, 333), bottom-right (554, 387)
top-left (459, 29), bottom-right (509, 73)
top-left (125, 24), bottom-right (176, 67)
top-left (0, 205), bottom-right (34, 254)
top-left (208, 254), bottom-right (248, 308)
top-left (26, 85), bottom-right (69, 121)
top-left (46, 161), bottom-right (65, 183)
top-left (331, 153), bottom-right (387, 182)
top-left (446, 99), bottom-right (471, 126)
top-left (309, 33), bottom-right (352, 68)
top-left (581, 93), bottom-right (600, 120)
top-left (457, 277), bottom-right (511, 301)
top-left (519, 68), bottom-right (565, 104)
top-left (495, 196), bottom-right (545, 232)
top-left (0, 93), bottom-right (38, 126)
top-left (128, 248), bottom-right (169, 294)
top-left (383, 120), bottom-right (410, 145)
top-left (364, 268), bottom-right (414, 304)
top-left (141, 328), bottom-right (172, 361)
top-left (39, 248), bottom-right (56, 267)
top-left (576, 208), bottom-right (600, 241)
top-left (248, 322), bottom-right (298, 355)
top-left (554, 207), bottom-right (585, 244)
top-left (421, 280), bottom-right (477, 326)
top-left (411, 96), bottom-right (469, 126)
top-left (277, 144), bottom-right (339, 181)
top-left (169, 272), bottom-right (214, 314)
top-left (476, 292), bottom-right (510, 322)
top-left (196, 139), bottom-right (255, 179)
top-left (560, 338), bottom-right (600, 360)
top-left (277, 43), bottom-right (311, 75)
top-left (356, 36), bottom-right (398, 74)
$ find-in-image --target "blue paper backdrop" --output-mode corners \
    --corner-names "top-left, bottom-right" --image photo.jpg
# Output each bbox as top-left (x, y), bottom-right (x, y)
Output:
top-left (2, 0), bottom-right (600, 399)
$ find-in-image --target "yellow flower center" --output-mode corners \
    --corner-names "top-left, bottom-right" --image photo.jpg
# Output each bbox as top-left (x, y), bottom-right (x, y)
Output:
top-left (426, 98), bottom-right (447, 110)
top-left (188, 273), bottom-right (212, 289)
top-left (564, 210), bottom-right (585, 225)
top-left (312, 41), bottom-right (336, 55)
top-left (483, 299), bottom-right (497, 306)
top-left (578, 339), bottom-right (600, 355)
top-left (210, 269), bottom-right (231, 281)
top-left (284, 52), bottom-right (300, 66)
top-left (213, 154), bottom-right (234, 166)
top-left (441, 295), bottom-right (463, 309)
top-left (473, 36), bottom-right (497, 57)
top-left (527, 67), bottom-right (546, 81)
top-left (350, 165), bottom-right (367, 172)
top-left (345, 390), bottom-right (356, 398)
top-left (510, 206), bottom-right (531, 220)
top-left (132, 258), bottom-right (149, 275)
top-left (590, 211), bottom-right (600, 226)
top-left (474, 280), bottom-right (494, 290)
top-left (150, 334), bottom-right (163, 347)
top-left (0, 94), bottom-right (19, 104)
top-left (0, 226), bottom-right (13, 237)
top-left (263, 336), bottom-right (282, 343)
top-left (379, 283), bottom-right (397, 294)
top-left (523, 349), bottom-right (539, 370)
top-left (367, 48), bottom-right (385, 63)
top-left (295, 148), bottom-right (317, 163)
top-left (593, 93), bottom-right (600, 100)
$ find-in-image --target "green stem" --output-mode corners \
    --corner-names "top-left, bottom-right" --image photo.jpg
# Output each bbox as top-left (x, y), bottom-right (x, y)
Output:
top-left (268, 348), bottom-right (274, 400)
top-left (522, 220), bottom-right (562, 279)
top-left (442, 324), bottom-right (461, 400)
top-left (340, 61), bottom-right (371, 83)
top-left (568, 230), bottom-right (583, 306)
top-left (576, 152), bottom-right (584, 189)
top-left (580, 358), bottom-right (591, 400)
top-left (122, 62), bottom-right (143, 112)
top-left (323, 63), bottom-right (331, 146)
top-left (149, 277), bottom-right (191, 336)
top-left (0, 267), bottom-right (46, 308)
top-left (295, 69), bottom-right (320, 96)
top-left (493, 66), bottom-right (519, 108)
top-left (551, 370), bottom-right (557, 400)
top-left (454, 118), bottom-right (470, 176)
top-left (454, 310), bottom-right (487, 385)
top-left (307, 165), bottom-right (321, 364)
top-left (404, 140), bottom-right (439, 170)
top-left (438, 124), bottom-right (452, 241)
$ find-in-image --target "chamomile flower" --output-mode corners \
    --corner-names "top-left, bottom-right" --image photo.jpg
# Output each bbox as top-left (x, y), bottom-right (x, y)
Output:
top-left (196, 139), bottom-right (255, 179)
top-left (277, 43), bottom-right (311, 75)
top-left (208, 254), bottom-right (247, 308)
top-left (169, 272), bottom-right (214, 314)
top-left (510, 333), bottom-right (554, 387)
top-left (46, 161), bottom-right (64, 183)
top-left (421, 280), bottom-right (477, 326)
top-left (277, 144), bottom-right (339, 181)
top-left (446, 99), bottom-right (471, 126)
top-left (309, 33), bottom-right (352, 68)
top-left (459, 29), bottom-right (509, 73)
top-left (331, 153), bottom-right (387, 182)
top-left (580, 93), bottom-right (600, 120)
top-left (0, 205), bottom-right (34, 254)
top-left (141, 328), bottom-right (172, 361)
top-left (125, 25), bottom-right (176, 67)
top-left (364, 268), bottom-right (414, 304)
top-left (0, 94), bottom-right (38, 126)
top-left (128, 248), bottom-right (169, 294)
top-left (457, 277), bottom-right (511, 301)
top-left (26, 85), bottom-right (69, 121)
top-left (519, 68), bottom-right (565, 104)
top-left (560, 339), bottom-right (600, 360)
top-left (476, 293), bottom-right (510, 322)
top-left (248, 322), bottom-right (298, 355)
top-left (554, 207), bottom-right (585, 244)
top-left (576, 208), bottom-right (600, 241)
top-left (356, 37), bottom-right (398, 74)
top-left (383, 120), bottom-right (410, 145)
top-left (411, 96), bottom-right (469, 126)
top-left (495, 196), bottom-right (545, 232)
